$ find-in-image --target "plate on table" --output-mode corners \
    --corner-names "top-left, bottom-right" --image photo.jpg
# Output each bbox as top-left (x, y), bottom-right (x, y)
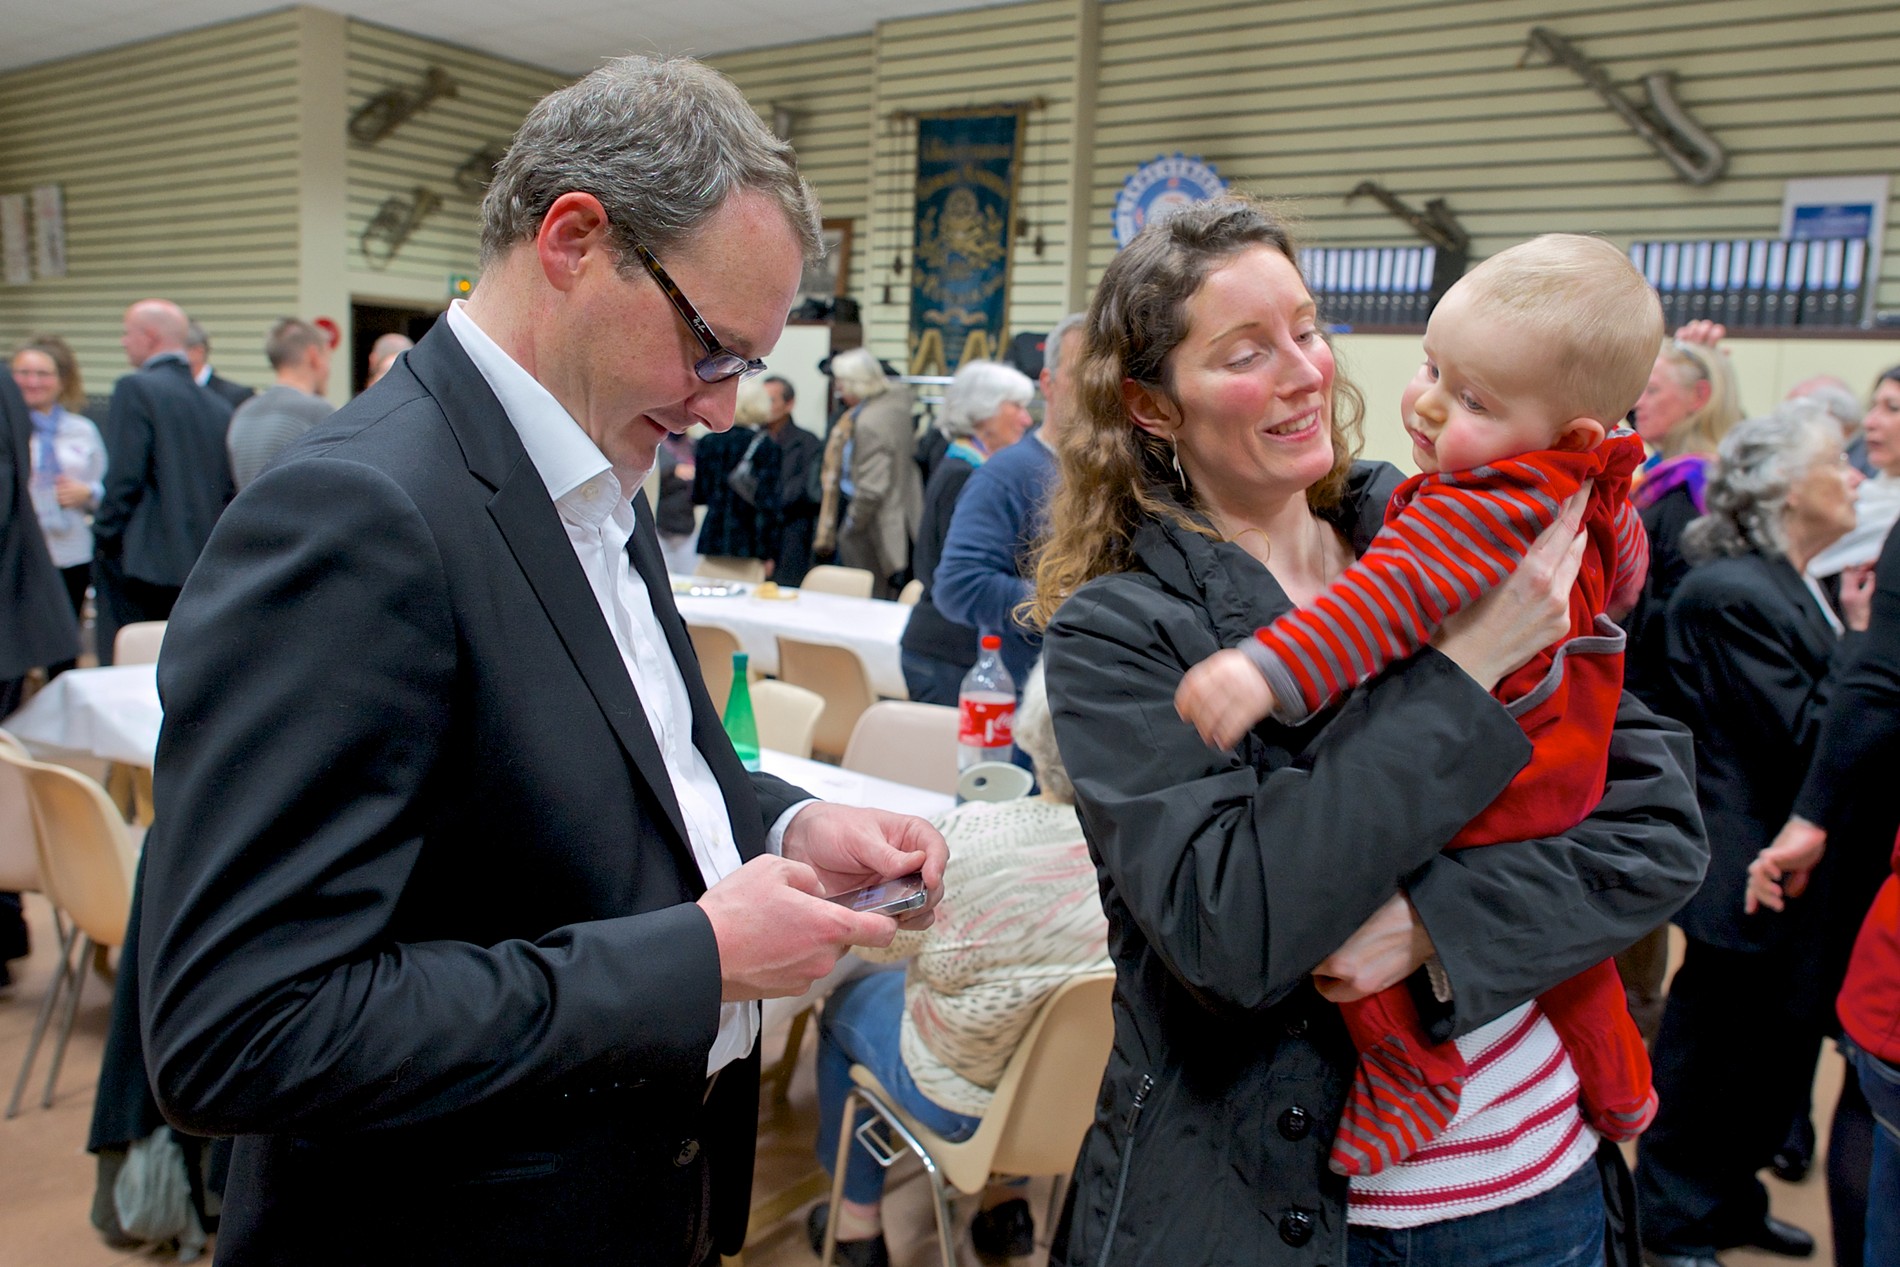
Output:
top-left (671, 578), bottom-right (747, 598)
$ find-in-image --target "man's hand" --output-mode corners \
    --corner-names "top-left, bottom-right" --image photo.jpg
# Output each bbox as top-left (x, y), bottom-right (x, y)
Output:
top-left (698, 855), bottom-right (901, 1001)
top-left (1175, 647), bottom-right (1277, 749)
top-left (1745, 816), bottom-right (1828, 914)
top-left (1312, 893), bottom-right (1435, 1003)
top-left (1674, 319), bottom-right (1727, 347)
top-left (781, 802), bottom-right (948, 931)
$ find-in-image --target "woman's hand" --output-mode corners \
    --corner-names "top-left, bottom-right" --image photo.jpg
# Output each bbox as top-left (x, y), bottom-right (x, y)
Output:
top-left (1840, 562), bottom-right (1876, 632)
top-left (53, 474), bottom-right (92, 509)
top-left (1430, 487), bottom-right (1589, 692)
top-left (1312, 893), bottom-right (1435, 1002)
top-left (1745, 816), bottom-right (1828, 914)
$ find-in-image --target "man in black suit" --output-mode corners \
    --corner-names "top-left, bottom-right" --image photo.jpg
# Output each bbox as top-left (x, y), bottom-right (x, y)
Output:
top-left (185, 319), bottom-right (255, 409)
top-left (91, 299), bottom-right (235, 663)
top-left (763, 375), bottom-right (825, 585)
top-left (138, 55), bottom-right (946, 1267)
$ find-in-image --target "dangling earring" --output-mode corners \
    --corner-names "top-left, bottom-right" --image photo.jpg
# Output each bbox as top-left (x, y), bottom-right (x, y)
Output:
top-left (1171, 441), bottom-right (1187, 492)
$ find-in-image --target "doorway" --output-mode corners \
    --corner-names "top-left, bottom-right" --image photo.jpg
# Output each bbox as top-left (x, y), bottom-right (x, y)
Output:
top-left (350, 302), bottom-right (440, 394)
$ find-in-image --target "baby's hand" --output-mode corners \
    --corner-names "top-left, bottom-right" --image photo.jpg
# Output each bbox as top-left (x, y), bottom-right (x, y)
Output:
top-left (1175, 648), bottom-right (1277, 750)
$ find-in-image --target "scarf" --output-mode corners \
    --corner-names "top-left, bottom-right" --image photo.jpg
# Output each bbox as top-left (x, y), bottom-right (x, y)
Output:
top-left (29, 405), bottom-right (63, 478)
top-left (1632, 451), bottom-right (1708, 514)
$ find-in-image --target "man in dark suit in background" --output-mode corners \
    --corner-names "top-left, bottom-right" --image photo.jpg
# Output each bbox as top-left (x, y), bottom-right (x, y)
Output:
top-left (137, 54), bottom-right (945, 1267)
top-left (762, 375), bottom-right (824, 586)
top-left (91, 299), bottom-right (234, 663)
top-left (185, 319), bottom-right (254, 409)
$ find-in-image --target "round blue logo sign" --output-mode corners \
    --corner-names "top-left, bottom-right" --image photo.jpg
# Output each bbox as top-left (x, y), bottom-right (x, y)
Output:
top-left (1114, 153), bottom-right (1226, 248)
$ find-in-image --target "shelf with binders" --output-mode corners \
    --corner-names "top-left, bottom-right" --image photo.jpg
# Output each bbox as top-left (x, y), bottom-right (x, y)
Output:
top-left (1300, 243), bottom-right (1461, 333)
top-left (1629, 236), bottom-right (1875, 334)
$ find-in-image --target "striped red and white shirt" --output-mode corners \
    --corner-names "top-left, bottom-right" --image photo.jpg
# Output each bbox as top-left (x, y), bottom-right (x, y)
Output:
top-left (1346, 1002), bottom-right (1598, 1228)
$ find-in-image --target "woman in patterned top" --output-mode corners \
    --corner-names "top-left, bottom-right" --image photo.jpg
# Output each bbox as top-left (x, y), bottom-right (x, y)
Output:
top-left (807, 660), bottom-right (1110, 1266)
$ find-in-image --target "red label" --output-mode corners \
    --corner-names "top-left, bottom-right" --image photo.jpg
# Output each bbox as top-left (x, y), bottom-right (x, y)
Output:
top-left (958, 698), bottom-right (1015, 747)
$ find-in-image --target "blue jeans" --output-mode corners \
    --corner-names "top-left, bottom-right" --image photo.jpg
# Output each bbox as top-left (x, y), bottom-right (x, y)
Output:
top-left (816, 970), bottom-right (981, 1205)
top-left (1348, 1161), bottom-right (1604, 1267)
top-left (1846, 1040), bottom-right (1900, 1267)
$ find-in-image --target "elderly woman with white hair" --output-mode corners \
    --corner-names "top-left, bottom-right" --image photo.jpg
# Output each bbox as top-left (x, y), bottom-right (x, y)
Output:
top-left (807, 660), bottom-right (1110, 1266)
top-left (817, 348), bottom-right (922, 597)
top-left (899, 359), bottom-right (1036, 702)
top-left (1638, 402), bottom-right (1874, 1266)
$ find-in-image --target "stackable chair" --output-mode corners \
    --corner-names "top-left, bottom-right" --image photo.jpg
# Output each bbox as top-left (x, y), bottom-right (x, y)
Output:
top-left (775, 637), bottom-right (880, 762)
top-left (686, 623), bottom-right (748, 714)
top-left (840, 701), bottom-right (960, 796)
top-left (749, 680), bottom-right (826, 760)
top-left (895, 578), bottom-right (925, 606)
top-left (799, 565), bottom-right (876, 599)
top-left (2, 745), bottom-right (138, 1116)
top-left (694, 556), bottom-right (767, 584)
top-left (112, 621), bottom-right (167, 666)
top-left (819, 972), bottom-right (1116, 1267)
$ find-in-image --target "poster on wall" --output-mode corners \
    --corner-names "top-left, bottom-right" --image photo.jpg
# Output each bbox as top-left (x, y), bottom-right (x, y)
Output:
top-left (908, 109), bottom-right (1022, 376)
top-left (0, 194), bottom-right (29, 286)
top-left (1114, 153), bottom-right (1225, 249)
top-left (32, 184), bottom-right (66, 278)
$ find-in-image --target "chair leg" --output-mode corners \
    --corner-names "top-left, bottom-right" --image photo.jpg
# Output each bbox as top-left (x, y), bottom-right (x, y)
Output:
top-left (921, 1163), bottom-right (960, 1267)
top-left (41, 933), bottom-right (93, 1108)
top-left (821, 1088), bottom-right (862, 1267)
top-left (1043, 1172), bottom-right (1069, 1258)
top-left (6, 912), bottom-right (78, 1118)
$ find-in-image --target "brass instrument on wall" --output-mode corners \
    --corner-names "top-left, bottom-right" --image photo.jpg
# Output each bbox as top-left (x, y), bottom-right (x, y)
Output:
top-left (1520, 27), bottom-right (1727, 187)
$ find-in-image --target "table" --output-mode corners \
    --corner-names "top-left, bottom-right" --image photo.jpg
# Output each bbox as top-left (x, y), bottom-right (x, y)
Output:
top-left (673, 582), bottom-right (912, 698)
top-left (4, 664), bottom-right (952, 819)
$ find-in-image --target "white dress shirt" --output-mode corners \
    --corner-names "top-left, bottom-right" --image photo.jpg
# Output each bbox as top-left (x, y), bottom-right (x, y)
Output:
top-left (447, 301), bottom-right (802, 1074)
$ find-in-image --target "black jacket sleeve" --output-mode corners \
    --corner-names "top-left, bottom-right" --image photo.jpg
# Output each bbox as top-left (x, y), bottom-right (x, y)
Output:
top-left (1794, 529), bottom-right (1900, 830)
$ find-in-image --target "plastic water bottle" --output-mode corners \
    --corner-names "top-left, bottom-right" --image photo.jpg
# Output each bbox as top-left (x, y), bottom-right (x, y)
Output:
top-left (957, 635), bottom-right (1017, 770)
top-left (723, 652), bottom-right (760, 772)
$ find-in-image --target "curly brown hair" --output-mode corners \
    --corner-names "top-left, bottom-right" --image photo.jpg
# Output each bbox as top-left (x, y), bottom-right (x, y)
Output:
top-left (1025, 196), bottom-right (1363, 629)
top-left (12, 334), bottom-right (87, 413)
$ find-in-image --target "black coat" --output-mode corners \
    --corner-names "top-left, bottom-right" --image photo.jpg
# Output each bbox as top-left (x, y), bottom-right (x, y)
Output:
top-left (1666, 550), bottom-right (1851, 954)
top-left (93, 356), bottom-right (234, 588)
top-left (1043, 464), bottom-right (1708, 1267)
top-left (691, 424), bottom-right (779, 560)
top-left (1624, 482), bottom-right (1702, 716)
top-left (0, 374), bottom-right (79, 678)
top-left (204, 370), bottom-right (255, 410)
top-left (899, 449), bottom-right (981, 668)
top-left (137, 322), bottom-right (808, 1265)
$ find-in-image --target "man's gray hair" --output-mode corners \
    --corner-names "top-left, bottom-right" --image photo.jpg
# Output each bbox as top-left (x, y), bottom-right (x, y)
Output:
top-left (480, 55), bottom-right (821, 273)
top-left (829, 348), bottom-right (889, 401)
top-left (184, 320), bottom-right (209, 352)
top-left (264, 318), bottom-right (326, 370)
top-left (938, 360), bottom-right (1033, 440)
top-left (1043, 312), bottom-right (1088, 376)
top-left (1683, 401), bottom-right (1841, 563)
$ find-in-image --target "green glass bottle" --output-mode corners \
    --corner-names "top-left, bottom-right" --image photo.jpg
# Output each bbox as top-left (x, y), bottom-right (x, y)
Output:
top-left (722, 651), bottom-right (760, 772)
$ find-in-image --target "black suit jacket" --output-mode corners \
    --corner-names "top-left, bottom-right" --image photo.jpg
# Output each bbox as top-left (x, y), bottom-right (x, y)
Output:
top-left (93, 356), bottom-right (235, 587)
top-left (0, 374), bottom-right (79, 678)
top-left (1667, 550), bottom-right (1853, 952)
top-left (203, 370), bottom-right (255, 410)
top-left (139, 321), bottom-right (808, 1265)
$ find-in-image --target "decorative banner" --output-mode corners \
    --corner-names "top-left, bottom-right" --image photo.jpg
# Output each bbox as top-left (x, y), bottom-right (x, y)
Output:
top-left (0, 194), bottom-right (28, 286)
top-left (31, 183), bottom-right (66, 278)
top-left (909, 109), bottom-right (1022, 376)
top-left (1114, 153), bottom-right (1226, 249)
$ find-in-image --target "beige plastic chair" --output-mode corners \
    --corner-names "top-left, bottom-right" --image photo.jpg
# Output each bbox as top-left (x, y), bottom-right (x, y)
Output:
top-left (820, 972), bottom-right (1116, 1267)
top-left (896, 578), bottom-right (925, 606)
top-left (800, 565), bottom-right (876, 599)
top-left (112, 620), bottom-right (166, 665)
top-left (0, 729), bottom-right (41, 897)
top-left (685, 623), bottom-right (757, 715)
top-left (840, 700), bottom-right (960, 796)
top-left (2, 746), bottom-right (138, 1116)
top-left (776, 637), bottom-right (880, 761)
top-left (749, 680), bottom-right (826, 759)
top-left (695, 556), bottom-right (767, 584)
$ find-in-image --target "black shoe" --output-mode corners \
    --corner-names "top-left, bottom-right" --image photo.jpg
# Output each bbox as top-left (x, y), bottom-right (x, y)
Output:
top-left (1642, 1252), bottom-right (1724, 1267)
top-left (1736, 1214), bottom-right (1814, 1258)
top-left (806, 1203), bottom-right (890, 1267)
top-left (1769, 1116), bottom-right (1815, 1182)
top-left (970, 1197), bottom-right (1034, 1259)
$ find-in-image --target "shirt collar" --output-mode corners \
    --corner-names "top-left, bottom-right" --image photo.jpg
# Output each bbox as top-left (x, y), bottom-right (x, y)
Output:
top-left (144, 351), bottom-right (188, 371)
top-left (445, 300), bottom-right (619, 513)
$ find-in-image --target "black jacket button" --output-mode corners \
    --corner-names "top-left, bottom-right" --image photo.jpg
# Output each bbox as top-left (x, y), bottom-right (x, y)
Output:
top-left (1285, 1015), bottom-right (1309, 1038)
top-left (674, 1139), bottom-right (700, 1167)
top-left (1278, 1209), bottom-right (1315, 1246)
top-left (1278, 1106), bottom-right (1312, 1140)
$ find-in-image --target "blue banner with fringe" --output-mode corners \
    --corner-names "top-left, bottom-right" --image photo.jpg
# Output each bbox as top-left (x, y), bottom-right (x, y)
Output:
top-left (909, 110), bottom-right (1022, 375)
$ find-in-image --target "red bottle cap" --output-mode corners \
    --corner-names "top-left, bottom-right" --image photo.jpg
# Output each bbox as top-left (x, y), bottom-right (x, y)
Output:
top-left (980, 635), bottom-right (1001, 650)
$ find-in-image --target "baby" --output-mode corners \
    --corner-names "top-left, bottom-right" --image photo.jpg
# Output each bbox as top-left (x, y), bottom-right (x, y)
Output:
top-left (1177, 233), bottom-right (1662, 1176)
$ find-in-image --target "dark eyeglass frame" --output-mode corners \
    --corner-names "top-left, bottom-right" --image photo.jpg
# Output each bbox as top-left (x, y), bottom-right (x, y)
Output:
top-left (632, 242), bottom-right (766, 383)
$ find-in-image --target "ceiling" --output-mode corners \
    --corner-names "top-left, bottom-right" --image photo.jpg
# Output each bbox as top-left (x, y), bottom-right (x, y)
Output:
top-left (1, 0), bottom-right (1019, 76)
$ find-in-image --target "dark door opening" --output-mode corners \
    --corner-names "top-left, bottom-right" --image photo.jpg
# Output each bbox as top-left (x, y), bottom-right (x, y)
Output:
top-left (351, 302), bottom-right (440, 395)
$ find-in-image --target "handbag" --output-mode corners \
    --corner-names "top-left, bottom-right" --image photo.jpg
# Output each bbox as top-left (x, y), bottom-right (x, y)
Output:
top-left (726, 430), bottom-right (767, 505)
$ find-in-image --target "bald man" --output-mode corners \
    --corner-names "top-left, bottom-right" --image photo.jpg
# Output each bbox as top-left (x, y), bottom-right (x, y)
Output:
top-left (92, 299), bottom-right (236, 662)
top-left (364, 331), bottom-right (414, 388)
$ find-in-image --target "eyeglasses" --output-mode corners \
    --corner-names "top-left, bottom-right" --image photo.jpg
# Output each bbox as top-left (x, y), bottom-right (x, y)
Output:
top-left (632, 242), bottom-right (766, 383)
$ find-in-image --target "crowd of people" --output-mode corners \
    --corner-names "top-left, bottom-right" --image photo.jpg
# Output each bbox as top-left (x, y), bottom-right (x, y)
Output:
top-left (2, 49), bottom-right (1899, 1267)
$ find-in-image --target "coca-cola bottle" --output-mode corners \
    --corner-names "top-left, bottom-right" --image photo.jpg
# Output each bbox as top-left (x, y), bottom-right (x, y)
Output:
top-left (957, 635), bottom-right (1017, 770)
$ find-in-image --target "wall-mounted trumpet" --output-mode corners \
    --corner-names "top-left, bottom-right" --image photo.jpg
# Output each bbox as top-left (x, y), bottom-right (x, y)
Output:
top-left (349, 66), bottom-right (458, 146)
top-left (453, 144), bottom-right (508, 197)
top-left (1345, 181), bottom-right (1469, 255)
top-left (1520, 27), bottom-right (1726, 187)
top-left (360, 187), bottom-right (442, 268)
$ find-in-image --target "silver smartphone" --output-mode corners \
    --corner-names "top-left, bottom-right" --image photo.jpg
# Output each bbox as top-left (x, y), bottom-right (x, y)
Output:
top-left (827, 872), bottom-right (928, 917)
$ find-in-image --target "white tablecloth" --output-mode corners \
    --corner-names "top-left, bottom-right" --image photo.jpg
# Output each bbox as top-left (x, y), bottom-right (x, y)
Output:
top-left (3, 664), bottom-right (952, 819)
top-left (673, 583), bottom-right (912, 698)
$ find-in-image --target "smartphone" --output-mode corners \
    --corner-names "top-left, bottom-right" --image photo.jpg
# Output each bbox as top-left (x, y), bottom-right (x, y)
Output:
top-left (827, 872), bottom-right (928, 917)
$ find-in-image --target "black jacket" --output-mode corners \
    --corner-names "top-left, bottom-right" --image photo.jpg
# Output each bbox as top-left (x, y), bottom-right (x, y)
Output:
top-left (691, 424), bottom-right (779, 560)
top-left (93, 355), bottom-right (235, 588)
top-left (899, 448), bottom-right (982, 668)
top-left (0, 374), bottom-right (79, 677)
top-left (204, 370), bottom-right (255, 410)
top-left (1043, 463), bottom-right (1708, 1267)
top-left (1625, 482), bottom-right (1702, 716)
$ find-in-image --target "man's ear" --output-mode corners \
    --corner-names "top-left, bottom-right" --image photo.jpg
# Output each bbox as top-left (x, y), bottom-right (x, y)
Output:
top-left (1122, 378), bottom-right (1178, 439)
top-left (535, 192), bottom-right (613, 294)
top-left (1553, 417), bottom-right (1606, 453)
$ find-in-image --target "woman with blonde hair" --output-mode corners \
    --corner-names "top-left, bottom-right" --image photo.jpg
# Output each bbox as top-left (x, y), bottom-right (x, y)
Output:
top-left (1029, 196), bottom-right (1705, 1266)
top-left (11, 334), bottom-right (106, 626)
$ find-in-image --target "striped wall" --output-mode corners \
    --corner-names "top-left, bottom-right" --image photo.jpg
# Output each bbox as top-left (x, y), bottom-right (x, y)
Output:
top-left (0, 11), bottom-right (307, 397)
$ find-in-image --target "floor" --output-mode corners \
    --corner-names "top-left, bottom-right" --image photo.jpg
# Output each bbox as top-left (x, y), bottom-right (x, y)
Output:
top-left (0, 893), bottom-right (1845, 1266)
